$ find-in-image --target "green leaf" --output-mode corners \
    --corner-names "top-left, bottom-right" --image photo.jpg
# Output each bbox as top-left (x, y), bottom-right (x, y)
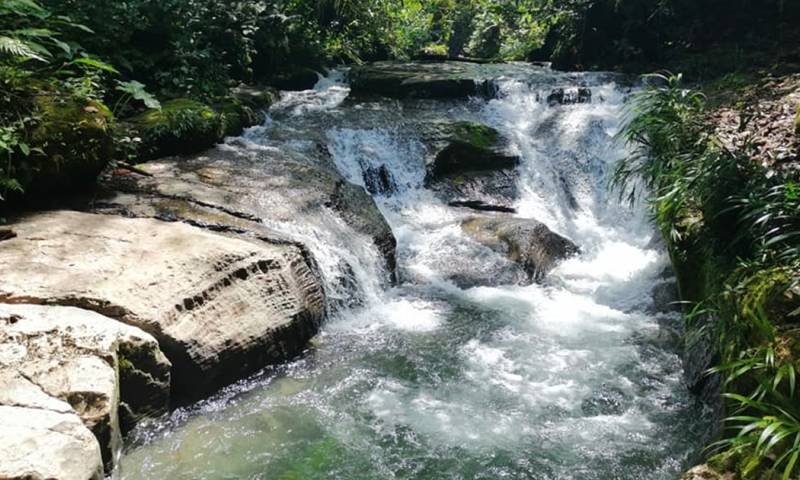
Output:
top-left (115, 80), bottom-right (161, 110)
top-left (71, 57), bottom-right (118, 74)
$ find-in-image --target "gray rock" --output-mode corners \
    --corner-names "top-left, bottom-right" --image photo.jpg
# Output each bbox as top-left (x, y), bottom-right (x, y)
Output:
top-left (581, 384), bottom-right (631, 416)
top-left (0, 211), bottom-right (325, 403)
top-left (423, 121), bottom-right (520, 212)
top-left (461, 215), bottom-right (580, 283)
top-left (349, 62), bottom-right (495, 99)
top-left (97, 146), bottom-right (397, 284)
top-left (0, 303), bottom-right (170, 470)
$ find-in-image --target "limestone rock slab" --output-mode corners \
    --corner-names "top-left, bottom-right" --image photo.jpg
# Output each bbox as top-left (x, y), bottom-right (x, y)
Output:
top-left (0, 211), bottom-right (325, 401)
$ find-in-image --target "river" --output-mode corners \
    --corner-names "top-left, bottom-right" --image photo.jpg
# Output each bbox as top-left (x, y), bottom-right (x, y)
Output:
top-left (117, 65), bottom-right (711, 480)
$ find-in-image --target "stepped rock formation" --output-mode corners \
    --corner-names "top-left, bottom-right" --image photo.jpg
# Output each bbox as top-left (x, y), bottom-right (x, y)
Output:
top-left (0, 211), bottom-right (325, 402)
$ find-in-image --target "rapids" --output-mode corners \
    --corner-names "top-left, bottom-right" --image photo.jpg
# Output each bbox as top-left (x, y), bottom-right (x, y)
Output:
top-left (117, 65), bottom-right (712, 480)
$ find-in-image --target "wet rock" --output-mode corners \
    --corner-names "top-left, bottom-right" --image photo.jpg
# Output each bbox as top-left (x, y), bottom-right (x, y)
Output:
top-left (683, 315), bottom-right (724, 434)
top-left (0, 304), bottom-right (170, 470)
top-left (581, 385), bottom-right (631, 416)
top-left (350, 61), bottom-right (494, 99)
top-left (0, 211), bottom-right (325, 403)
top-left (363, 164), bottom-right (396, 195)
top-left (424, 121), bottom-right (520, 211)
top-left (426, 122), bottom-right (519, 178)
top-left (461, 216), bottom-right (580, 283)
top-left (650, 279), bottom-right (681, 314)
top-left (94, 146), bottom-right (398, 284)
top-left (547, 87), bottom-right (592, 105)
top-left (231, 85), bottom-right (279, 111)
top-left (448, 200), bottom-right (516, 213)
top-left (271, 68), bottom-right (320, 91)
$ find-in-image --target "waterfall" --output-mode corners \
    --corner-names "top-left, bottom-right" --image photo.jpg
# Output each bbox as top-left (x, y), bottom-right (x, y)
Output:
top-left (118, 66), bottom-right (711, 480)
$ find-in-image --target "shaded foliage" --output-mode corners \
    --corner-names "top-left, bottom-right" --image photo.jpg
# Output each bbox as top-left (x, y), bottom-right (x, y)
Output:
top-left (615, 74), bottom-right (800, 479)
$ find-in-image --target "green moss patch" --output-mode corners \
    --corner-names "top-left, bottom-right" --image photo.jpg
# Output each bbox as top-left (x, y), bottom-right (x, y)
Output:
top-left (25, 95), bottom-right (114, 192)
top-left (130, 99), bottom-right (222, 160)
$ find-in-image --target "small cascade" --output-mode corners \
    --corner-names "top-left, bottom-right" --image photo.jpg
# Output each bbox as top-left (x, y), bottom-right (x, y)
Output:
top-left (118, 66), bottom-right (711, 480)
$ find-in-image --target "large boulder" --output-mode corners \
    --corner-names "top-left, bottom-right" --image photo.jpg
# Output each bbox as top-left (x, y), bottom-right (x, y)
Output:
top-left (424, 121), bottom-right (520, 212)
top-left (0, 304), bottom-right (170, 470)
top-left (95, 146), bottom-right (398, 284)
top-left (270, 68), bottom-right (320, 91)
top-left (349, 62), bottom-right (495, 99)
top-left (24, 95), bottom-right (114, 193)
top-left (0, 211), bottom-right (325, 403)
top-left (461, 216), bottom-right (579, 282)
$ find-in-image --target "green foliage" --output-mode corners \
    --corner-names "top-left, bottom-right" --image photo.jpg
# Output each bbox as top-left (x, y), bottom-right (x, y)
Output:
top-left (615, 74), bottom-right (800, 479)
top-left (534, 0), bottom-right (798, 72)
top-left (0, 0), bottom-right (114, 201)
top-left (131, 98), bottom-right (222, 159)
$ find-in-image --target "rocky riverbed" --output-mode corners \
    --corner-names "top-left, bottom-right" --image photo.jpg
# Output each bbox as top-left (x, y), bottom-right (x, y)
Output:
top-left (0, 62), bottom-right (714, 480)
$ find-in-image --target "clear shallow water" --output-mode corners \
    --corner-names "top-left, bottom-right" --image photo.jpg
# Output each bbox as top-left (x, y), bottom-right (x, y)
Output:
top-left (118, 66), bottom-right (711, 480)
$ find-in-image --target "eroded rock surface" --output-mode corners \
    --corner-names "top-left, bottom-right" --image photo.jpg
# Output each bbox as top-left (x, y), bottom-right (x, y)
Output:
top-left (0, 211), bottom-right (325, 402)
top-left (461, 215), bottom-right (579, 282)
top-left (0, 303), bottom-right (170, 477)
top-left (95, 146), bottom-right (397, 283)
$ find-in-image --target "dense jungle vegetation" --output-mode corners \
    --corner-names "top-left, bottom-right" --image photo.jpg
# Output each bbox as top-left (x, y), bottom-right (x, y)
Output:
top-left (2, 0), bottom-right (800, 478)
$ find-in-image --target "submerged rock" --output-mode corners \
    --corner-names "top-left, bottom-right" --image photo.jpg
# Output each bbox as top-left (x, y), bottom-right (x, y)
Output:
top-left (461, 215), bottom-right (579, 282)
top-left (0, 304), bottom-right (170, 471)
top-left (581, 384), bottom-right (631, 416)
top-left (0, 211), bottom-right (325, 403)
top-left (424, 121), bottom-right (520, 211)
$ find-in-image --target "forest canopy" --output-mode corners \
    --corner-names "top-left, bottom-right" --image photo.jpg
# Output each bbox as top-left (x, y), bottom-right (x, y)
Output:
top-left (0, 0), bottom-right (797, 203)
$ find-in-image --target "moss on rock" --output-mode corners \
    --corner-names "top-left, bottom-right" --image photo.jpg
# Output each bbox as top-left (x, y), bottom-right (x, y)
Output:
top-left (425, 121), bottom-right (517, 179)
top-left (26, 95), bottom-right (114, 192)
top-left (130, 99), bottom-right (222, 160)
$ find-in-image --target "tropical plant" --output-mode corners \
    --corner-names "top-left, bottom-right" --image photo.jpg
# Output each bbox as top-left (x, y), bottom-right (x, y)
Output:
top-left (615, 72), bottom-right (800, 479)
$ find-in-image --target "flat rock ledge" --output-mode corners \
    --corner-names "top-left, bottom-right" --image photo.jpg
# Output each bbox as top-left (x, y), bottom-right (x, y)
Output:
top-left (0, 303), bottom-right (169, 479)
top-left (0, 211), bottom-right (325, 402)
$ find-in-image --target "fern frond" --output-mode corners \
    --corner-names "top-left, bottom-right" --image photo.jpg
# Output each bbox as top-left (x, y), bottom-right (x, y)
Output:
top-left (0, 35), bottom-right (48, 61)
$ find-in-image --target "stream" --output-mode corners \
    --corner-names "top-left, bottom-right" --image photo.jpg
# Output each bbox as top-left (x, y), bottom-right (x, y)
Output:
top-left (117, 65), bottom-right (711, 479)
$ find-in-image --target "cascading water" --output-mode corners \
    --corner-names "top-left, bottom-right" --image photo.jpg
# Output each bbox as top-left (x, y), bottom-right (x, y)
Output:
top-left (117, 65), bottom-right (712, 479)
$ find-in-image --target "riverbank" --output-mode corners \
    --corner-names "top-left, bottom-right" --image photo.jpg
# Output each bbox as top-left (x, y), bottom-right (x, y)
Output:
top-left (619, 71), bottom-right (800, 480)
